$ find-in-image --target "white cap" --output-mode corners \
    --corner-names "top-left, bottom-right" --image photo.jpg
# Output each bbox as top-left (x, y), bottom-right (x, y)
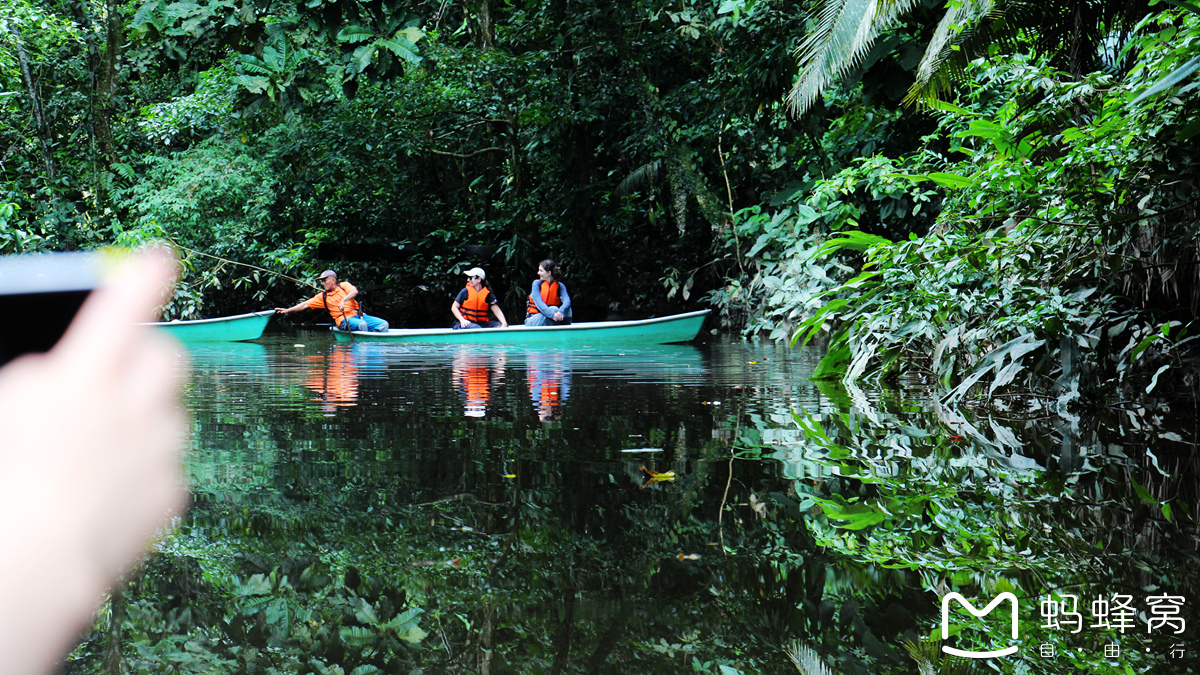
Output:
top-left (464, 267), bottom-right (486, 279)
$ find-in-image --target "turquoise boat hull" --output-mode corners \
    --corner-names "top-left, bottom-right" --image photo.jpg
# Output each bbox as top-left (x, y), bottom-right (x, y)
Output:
top-left (147, 311), bottom-right (271, 342)
top-left (331, 309), bottom-right (710, 346)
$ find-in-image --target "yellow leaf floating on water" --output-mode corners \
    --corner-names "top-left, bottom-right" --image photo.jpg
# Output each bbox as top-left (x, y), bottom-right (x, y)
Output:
top-left (639, 465), bottom-right (675, 488)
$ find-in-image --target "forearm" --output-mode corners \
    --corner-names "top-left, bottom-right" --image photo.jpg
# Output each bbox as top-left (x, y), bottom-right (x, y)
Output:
top-left (279, 301), bottom-right (309, 313)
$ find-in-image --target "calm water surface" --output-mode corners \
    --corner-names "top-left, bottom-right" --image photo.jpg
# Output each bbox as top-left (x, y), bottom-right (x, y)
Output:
top-left (87, 334), bottom-right (1198, 674)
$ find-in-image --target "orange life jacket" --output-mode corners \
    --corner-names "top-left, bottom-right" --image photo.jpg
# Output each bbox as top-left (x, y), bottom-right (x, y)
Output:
top-left (526, 280), bottom-right (561, 315)
top-left (533, 377), bottom-right (559, 407)
top-left (308, 282), bottom-right (361, 327)
top-left (460, 284), bottom-right (493, 324)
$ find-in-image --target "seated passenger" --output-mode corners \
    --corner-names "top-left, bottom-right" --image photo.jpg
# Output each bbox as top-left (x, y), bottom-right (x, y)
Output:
top-left (451, 267), bottom-right (508, 329)
top-left (524, 259), bottom-right (572, 327)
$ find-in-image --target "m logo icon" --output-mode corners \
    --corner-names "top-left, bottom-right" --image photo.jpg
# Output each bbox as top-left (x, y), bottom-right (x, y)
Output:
top-left (941, 592), bottom-right (1020, 658)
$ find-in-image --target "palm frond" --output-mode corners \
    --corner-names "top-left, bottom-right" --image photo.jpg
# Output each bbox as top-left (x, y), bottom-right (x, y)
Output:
top-left (902, 637), bottom-right (980, 675)
top-left (788, 0), bottom-right (920, 116)
top-left (615, 160), bottom-right (662, 196)
top-left (784, 640), bottom-right (834, 675)
top-left (903, 0), bottom-right (999, 107)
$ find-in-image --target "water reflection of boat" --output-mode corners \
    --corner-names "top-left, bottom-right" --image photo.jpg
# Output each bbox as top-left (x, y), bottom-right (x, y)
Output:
top-left (305, 344), bottom-right (361, 412)
top-left (180, 341), bottom-right (269, 375)
top-left (452, 349), bottom-right (507, 417)
top-left (526, 351), bottom-right (571, 421)
top-left (557, 344), bottom-right (707, 384)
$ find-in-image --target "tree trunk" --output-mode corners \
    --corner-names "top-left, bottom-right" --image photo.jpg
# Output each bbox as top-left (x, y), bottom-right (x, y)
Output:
top-left (103, 587), bottom-right (128, 674)
top-left (473, 603), bottom-right (494, 674)
top-left (8, 22), bottom-right (55, 180)
top-left (549, 589), bottom-right (576, 674)
top-left (470, 0), bottom-right (493, 50)
top-left (94, 0), bottom-right (123, 162)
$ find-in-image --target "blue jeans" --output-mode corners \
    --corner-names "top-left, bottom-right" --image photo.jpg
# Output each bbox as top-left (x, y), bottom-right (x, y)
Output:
top-left (340, 314), bottom-right (389, 332)
top-left (524, 313), bottom-right (571, 327)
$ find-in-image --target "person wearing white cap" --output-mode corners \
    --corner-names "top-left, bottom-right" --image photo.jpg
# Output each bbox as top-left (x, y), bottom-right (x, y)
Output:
top-left (274, 269), bottom-right (389, 332)
top-left (451, 267), bottom-right (508, 329)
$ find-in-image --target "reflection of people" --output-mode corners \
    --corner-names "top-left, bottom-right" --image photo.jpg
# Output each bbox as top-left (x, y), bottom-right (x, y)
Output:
top-left (304, 345), bottom-right (360, 412)
top-left (524, 259), bottom-right (572, 327)
top-left (527, 351), bottom-right (571, 421)
top-left (275, 270), bottom-right (389, 332)
top-left (0, 250), bottom-right (187, 674)
top-left (453, 350), bottom-right (506, 417)
top-left (451, 267), bottom-right (507, 329)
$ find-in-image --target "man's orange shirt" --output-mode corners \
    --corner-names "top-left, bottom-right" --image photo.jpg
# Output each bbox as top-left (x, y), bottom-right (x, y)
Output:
top-left (304, 282), bottom-right (360, 325)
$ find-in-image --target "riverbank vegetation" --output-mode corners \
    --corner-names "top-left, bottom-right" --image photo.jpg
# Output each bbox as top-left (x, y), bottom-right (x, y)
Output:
top-left (5, 0), bottom-right (1198, 404)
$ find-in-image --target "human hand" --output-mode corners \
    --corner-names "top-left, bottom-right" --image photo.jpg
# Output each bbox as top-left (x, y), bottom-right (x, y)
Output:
top-left (0, 249), bottom-right (189, 674)
top-left (553, 312), bottom-right (564, 322)
top-left (274, 307), bottom-right (288, 314)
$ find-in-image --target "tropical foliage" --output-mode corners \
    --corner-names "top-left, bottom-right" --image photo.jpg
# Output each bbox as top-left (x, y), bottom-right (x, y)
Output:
top-left (712, 6), bottom-right (1200, 407)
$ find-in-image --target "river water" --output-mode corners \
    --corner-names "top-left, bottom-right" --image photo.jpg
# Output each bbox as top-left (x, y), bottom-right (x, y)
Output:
top-left (72, 335), bottom-right (1198, 674)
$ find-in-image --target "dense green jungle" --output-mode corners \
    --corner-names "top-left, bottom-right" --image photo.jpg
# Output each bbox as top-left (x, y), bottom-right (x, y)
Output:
top-left (3, 0), bottom-right (1200, 671)
top-left (5, 0), bottom-right (1200, 401)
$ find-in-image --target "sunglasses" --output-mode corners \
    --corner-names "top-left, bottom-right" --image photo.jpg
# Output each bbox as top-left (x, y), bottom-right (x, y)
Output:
top-left (469, 275), bottom-right (481, 279)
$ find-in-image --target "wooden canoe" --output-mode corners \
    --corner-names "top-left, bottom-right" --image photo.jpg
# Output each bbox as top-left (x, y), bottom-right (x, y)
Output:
top-left (330, 309), bottom-right (710, 346)
top-left (146, 311), bottom-right (272, 342)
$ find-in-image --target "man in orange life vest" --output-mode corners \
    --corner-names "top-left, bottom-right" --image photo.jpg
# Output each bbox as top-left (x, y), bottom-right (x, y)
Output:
top-left (451, 267), bottom-right (508, 329)
top-left (275, 270), bottom-right (389, 332)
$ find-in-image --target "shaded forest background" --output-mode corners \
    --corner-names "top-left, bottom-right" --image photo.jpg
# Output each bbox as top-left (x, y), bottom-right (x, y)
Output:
top-left (4, 0), bottom-right (1200, 404)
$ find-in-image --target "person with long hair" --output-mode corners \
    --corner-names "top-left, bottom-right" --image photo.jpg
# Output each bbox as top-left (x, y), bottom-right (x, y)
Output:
top-left (524, 259), bottom-right (572, 327)
top-left (451, 267), bottom-right (508, 329)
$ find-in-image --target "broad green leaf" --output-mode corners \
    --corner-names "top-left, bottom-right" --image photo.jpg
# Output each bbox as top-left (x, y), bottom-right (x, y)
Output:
top-left (397, 26), bottom-right (425, 43)
top-left (232, 75), bottom-right (271, 94)
top-left (355, 598), bottom-right (379, 625)
top-left (397, 624), bottom-right (428, 643)
top-left (962, 119), bottom-right (1003, 139)
top-left (353, 44), bottom-right (378, 73)
top-left (926, 99), bottom-right (974, 116)
top-left (925, 172), bottom-right (974, 189)
top-left (1131, 480), bottom-right (1158, 505)
top-left (811, 231), bottom-right (892, 258)
top-left (338, 26), bottom-right (376, 43)
top-left (379, 37), bottom-right (422, 63)
top-left (340, 626), bottom-right (377, 646)
top-left (814, 498), bottom-right (889, 530)
top-left (1131, 332), bottom-right (1160, 361)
